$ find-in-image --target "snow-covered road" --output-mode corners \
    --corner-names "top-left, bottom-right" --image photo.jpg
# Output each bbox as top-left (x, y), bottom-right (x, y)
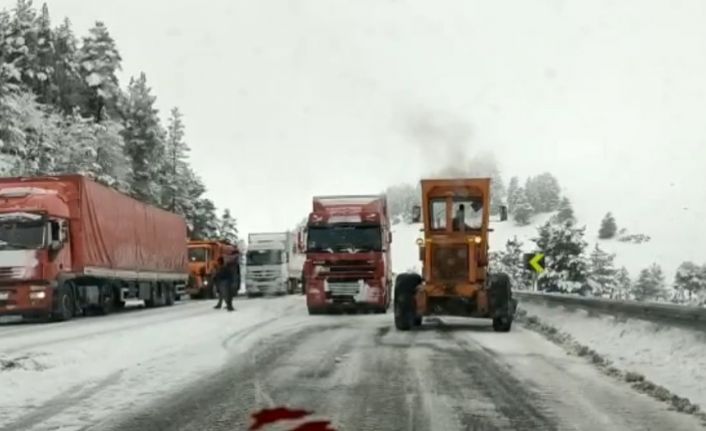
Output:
top-left (1, 296), bottom-right (702, 431)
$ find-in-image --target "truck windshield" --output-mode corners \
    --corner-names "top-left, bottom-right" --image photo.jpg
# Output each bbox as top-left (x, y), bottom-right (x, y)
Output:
top-left (0, 221), bottom-right (46, 250)
top-left (188, 247), bottom-right (209, 262)
top-left (306, 225), bottom-right (382, 252)
top-left (247, 250), bottom-right (284, 265)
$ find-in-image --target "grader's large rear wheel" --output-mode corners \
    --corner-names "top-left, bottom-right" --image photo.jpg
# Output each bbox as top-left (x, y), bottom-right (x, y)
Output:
top-left (489, 272), bottom-right (514, 332)
top-left (393, 273), bottom-right (422, 331)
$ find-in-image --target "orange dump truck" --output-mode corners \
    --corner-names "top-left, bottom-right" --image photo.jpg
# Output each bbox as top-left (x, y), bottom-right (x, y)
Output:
top-left (0, 175), bottom-right (189, 321)
top-left (186, 240), bottom-right (237, 299)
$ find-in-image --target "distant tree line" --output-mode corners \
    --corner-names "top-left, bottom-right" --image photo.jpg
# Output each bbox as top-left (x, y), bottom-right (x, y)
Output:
top-left (0, 0), bottom-right (237, 242)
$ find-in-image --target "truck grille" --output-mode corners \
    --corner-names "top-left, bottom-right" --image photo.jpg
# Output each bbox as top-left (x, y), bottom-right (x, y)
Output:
top-left (326, 281), bottom-right (359, 296)
top-left (0, 267), bottom-right (25, 280)
top-left (320, 261), bottom-right (375, 281)
top-left (431, 245), bottom-right (468, 281)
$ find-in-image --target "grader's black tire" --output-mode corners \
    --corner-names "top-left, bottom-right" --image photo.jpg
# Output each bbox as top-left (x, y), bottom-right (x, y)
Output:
top-left (413, 316), bottom-right (423, 327)
top-left (489, 272), bottom-right (514, 332)
top-left (393, 273), bottom-right (422, 331)
top-left (493, 316), bottom-right (513, 332)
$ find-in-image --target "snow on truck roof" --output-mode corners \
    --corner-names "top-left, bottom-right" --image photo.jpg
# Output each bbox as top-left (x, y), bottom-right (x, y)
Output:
top-left (313, 195), bottom-right (383, 206)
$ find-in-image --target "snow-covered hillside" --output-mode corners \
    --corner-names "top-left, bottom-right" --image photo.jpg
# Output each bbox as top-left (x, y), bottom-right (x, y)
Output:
top-left (391, 210), bottom-right (692, 284)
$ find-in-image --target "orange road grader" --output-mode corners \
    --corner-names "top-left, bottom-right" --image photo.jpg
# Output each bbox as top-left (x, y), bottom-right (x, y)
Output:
top-left (393, 178), bottom-right (517, 332)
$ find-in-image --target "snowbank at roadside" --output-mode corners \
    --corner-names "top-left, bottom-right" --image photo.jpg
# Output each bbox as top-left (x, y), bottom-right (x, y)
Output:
top-left (0, 296), bottom-right (308, 429)
top-left (519, 300), bottom-right (706, 411)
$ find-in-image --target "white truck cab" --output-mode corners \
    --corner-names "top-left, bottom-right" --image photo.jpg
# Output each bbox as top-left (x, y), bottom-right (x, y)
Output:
top-left (245, 232), bottom-right (289, 296)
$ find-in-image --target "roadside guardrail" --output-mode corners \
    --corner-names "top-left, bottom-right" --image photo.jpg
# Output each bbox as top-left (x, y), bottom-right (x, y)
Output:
top-left (515, 291), bottom-right (706, 326)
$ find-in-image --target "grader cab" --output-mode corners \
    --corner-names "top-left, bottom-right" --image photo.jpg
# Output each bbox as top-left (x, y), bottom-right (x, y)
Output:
top-left (393, 178), bottom-right (517, 332)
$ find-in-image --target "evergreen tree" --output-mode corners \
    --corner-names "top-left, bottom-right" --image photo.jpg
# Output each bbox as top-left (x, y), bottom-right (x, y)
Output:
top-left (588, 244), bottom-right (618, 297)
top-left (77, 21), bottom-right (122, 121)
top-left (493, 236), bottom-right (532, 289)
top-left (555, 196), bottom-right (575, 223)
top-left (191, 198), bottom-right (220, 240)
top-left (120, 72), bottom-right (165, 204)
top-left (506, 176), bottom-right (520, 211)
top-left (4, 0), bottom-right (38, 89)
top-left (219, 209), bottom-right (239, 244)
top-left (598, 212), bottom-right (618, 239)
top-left (31, 2), bottom-right (55, 104)
top-left (632, 263), bottom-right (668, 302)
top-left (533, 218), bottom-right (589, 292)
top-left (511, 187), bottom-right (533, 226)
top-left (673, 261), bottom-right (706, 303)
top-left (161, 107), bottom-right (190, 211)
top-left (615, 266), bottom-right (632, 300)
top-left (534, 172), bottom-right (561, 212)
top-left (52, 18), bottom-right (84, 114)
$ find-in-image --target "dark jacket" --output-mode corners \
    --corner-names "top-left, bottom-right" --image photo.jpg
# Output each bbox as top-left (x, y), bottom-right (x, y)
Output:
top-left (213, 262), bottom-right (234, 283)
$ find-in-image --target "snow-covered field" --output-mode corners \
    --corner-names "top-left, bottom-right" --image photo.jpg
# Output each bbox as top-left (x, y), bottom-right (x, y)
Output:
top-left (0, 297), bottom-right (309, 430)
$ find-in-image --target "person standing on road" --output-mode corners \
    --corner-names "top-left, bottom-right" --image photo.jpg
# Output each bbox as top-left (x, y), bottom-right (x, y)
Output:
top-left (230, 249), bottom-right (241, 297)
top-left (213, 256), bottom-right (235, 311)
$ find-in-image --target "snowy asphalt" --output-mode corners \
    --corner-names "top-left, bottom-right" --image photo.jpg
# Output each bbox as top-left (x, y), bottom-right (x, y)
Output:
top-left (1, 296), bottom-right (703, 431)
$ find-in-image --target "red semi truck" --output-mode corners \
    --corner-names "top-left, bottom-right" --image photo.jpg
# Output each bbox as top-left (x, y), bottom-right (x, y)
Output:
top-left (303, 195), bottom-right (392, 314)
top-left (0, 175), bottom-right (189, 321)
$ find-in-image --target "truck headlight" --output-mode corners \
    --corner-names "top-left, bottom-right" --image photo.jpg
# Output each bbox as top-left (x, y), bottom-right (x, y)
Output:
top-left (29, 291), bottom-right (46, 299)
top-left (204, 280), bottom-right (209, 286)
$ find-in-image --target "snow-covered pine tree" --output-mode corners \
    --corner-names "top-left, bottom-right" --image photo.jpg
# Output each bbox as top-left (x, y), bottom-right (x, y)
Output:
top-left (219, 209), bottom-right (239, 244)
top-left (511, 187), bottom-right (533, 225)
top-left (632, 263), bottom-right (668, 302)
top-left (31, 2), bottom-right (55, 104)
top-left (588, 244), bottom-right (618, 297)
top-left (555, 196), bottom-right (575, 223)
top-left (506, 176), bottom-right (519, 212)
top-left (120, 72), bottom-right (166, 204)
top-left (77, 21), bottom-right (122, 122)
top-left (493, 236), bottom-right (532, 289)
top-left (598, 212), bottom-right (618, 239)
top-left (190, 198), bottom-right (220, 240)
top-left (4, 0), bottom-right (38, 90)
top-left (533, 172), bottom-right (561, 212)
top-left (160, 107), bottom-right (191, 211)
top-left (673, 261), bottom-right (706, 303)
top-left (52, 18), bottom-right (85, 114)
top-left (533, 218), bottom-right (589, 293)
top-left (614, 266), bottom-right (632, 300)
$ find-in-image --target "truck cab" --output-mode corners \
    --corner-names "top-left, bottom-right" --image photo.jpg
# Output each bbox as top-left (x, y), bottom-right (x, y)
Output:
top-left (186, 241), bottom-right (235, 299)
top-left (303, 195), bottom-right (392, 314)
top-left (245, 232), bottom-right (290, 296)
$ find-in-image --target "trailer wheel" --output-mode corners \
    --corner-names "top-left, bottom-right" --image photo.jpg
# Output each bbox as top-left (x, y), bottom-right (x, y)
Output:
top-left (393, 273), bottom-right (421, 331)
top-left (165, 285), bottom-right (175, 306)
top-left (52, 284), bottom-right (74, 322)
top-left (98, 285), bottom-right (115, 315)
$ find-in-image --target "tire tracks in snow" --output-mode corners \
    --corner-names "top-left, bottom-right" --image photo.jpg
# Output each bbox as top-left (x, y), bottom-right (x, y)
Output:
top-left (1, 369), bottom-right (125, 431)
top-left (98, 320), bottom-right (341, 431)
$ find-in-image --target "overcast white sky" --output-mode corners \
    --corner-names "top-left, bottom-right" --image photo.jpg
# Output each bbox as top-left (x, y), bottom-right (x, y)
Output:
top-left (3, 0), bottom-right (706, 238)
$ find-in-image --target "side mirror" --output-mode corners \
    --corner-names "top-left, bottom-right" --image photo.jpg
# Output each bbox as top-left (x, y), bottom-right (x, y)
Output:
top-left (499, 205), bottom-right (508, 222)
top-left (50, 240), bottom-right (62, 251)
top-left (387, 231), bottom-right (392, 244)
top-left (412, 205), bottom-right (421, 223)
